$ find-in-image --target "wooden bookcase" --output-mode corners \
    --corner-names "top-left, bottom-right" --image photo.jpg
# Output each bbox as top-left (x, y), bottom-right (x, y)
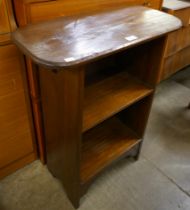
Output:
top-left (12, 0), bottom-right (164, 164)
top-left (38, 38), bottom-right (163, 187)
top-left (12, 6), bottom-right (181, 208)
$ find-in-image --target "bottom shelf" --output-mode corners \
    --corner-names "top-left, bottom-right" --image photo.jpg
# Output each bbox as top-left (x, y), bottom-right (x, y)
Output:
top-left (81, 117), bottom-right (141, 183)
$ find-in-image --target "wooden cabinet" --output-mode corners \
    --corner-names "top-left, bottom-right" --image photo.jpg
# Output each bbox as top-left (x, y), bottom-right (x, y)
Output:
top-left (0, 44), bottom-right (37, 178)
top-left (161, 0), bottom-right (190, 80)
top-left (13, 0), bottom-right (163, 26)
top-left (0, 0), bottom-right (11, 34)
top-left (0, 0), bottom-right (36, 179)
top-left (12, 6), bottom-right (181, 207)
top-left (181, 26), bottom-right (190, 48)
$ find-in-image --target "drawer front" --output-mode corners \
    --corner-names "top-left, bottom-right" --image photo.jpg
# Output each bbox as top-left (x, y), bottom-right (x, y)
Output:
top-left (0, 0), bottom-right (11, 34)
top-left (165, 29), bottom-right (182, 57)
top-left (177, 46), bottom-right (190, 70)
top-left (16, 0), bottom-right (162, 24)
top-left (0, 44), bottom-right (35, 169)
top-left (162, 46), bottom-right (190, 80)
top-left (27, 0), bottom-right (142, 23)
top-left (181, 26), bottom-right (190, 49)
top-left (162, 54), bottom-right (179, 79)
top-left (173, 8), bottom-right (190, 27)
top-left (143, 0), bottom-right (162, 9)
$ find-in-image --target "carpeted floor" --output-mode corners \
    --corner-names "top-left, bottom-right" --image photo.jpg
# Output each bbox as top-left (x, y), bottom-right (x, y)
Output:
top-left (0, 67), bottom-right (190, 210)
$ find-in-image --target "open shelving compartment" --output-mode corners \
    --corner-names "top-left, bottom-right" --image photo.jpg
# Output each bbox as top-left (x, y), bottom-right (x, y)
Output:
top-left (80, 38), bottom-right (163, 186)
top-left (36, 35), bottom-right (167, 207)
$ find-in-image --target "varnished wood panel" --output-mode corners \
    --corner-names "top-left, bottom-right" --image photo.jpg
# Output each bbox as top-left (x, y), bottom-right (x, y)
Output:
top-left (162, 46), bottom-right (190, 80)
top-left (0, 0), bottom-right (17, 44)
top-left (81, 117), bottom-right (140, 183)
top-left (0, 44), bottom-right (36, 173)
top-left (39, 67), bottom-right (84, 208)
top-left (26, 0), bottom-right (142, 23)
top-left (164, 30), bottom-right (182, 57)
top-left (0, 0), bottom-right (10, 34)
top-left (0, 153), bottom-right (36, 179)
top-left (13, 0), bottom-right (163, 27)
top-left (164, 27), bottom-right (190, 58)
top-left (25, 59), bottom-right (45, 163)
top-left (83, 71), bottom-right (153, 132)
top-left (181, 26), bottom-right (190, 49)
top-left (177, 46), bottom-right (190, 70)
top-left (174, 8), bottom-right (190, 27)
top-left (12, 6), bottom-right (181, 68)
top-left (143, 0), bottom-right (162, 9)
top-left (162, 54), bottom-right (178, 79)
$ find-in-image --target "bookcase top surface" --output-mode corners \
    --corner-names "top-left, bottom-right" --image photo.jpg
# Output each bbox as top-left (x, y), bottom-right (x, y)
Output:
top-left (12, 6), bottom-right (181, 69)
top-left (163, 0), bottom-right (190, 11)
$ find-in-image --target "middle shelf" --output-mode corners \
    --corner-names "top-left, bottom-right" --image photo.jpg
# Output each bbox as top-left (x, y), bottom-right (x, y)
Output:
top-left (83, 71), bottom-right (153, 132)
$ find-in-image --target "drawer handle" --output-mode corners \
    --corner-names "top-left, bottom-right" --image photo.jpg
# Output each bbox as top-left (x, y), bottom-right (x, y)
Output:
top-left (143, 1), bottom-right (151, 7)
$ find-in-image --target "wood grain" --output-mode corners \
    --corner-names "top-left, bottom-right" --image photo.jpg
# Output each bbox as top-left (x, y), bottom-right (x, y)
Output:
top-left (0, 153), bottom-right (36, 179)
top-left (0, 44), bottom-right (36, 173)
top-left (181, 26), bottom-right (190, 49)
top-left (13, 0), bottom-right (163, 27)
top-left (0, 0), bottom-right (10, 35)
top-left (81, 117), bottom-right (140, 183)
top-left (12, 6), bottom-right (181, 68)
top-left (83, 71), bottom-right (153, 132)
top-left (39, 67), bottom-right (84, 208)
top-left (164, 30), bottom-right (182, 57)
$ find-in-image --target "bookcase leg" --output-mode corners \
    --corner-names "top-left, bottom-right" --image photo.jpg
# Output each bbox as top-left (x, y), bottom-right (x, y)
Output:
top-left (134, 142), bottom-right (143, 160)
top-left (38, 66), bottom-right (84, 209)
top-left (67, 194), bottom-right (80, 209)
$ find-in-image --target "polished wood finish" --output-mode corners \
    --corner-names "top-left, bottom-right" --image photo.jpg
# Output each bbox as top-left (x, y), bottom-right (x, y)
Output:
top-left (0, 44), bottom-right (37, 177)
top-left (81, 117), bottom-right (141, 183)
top-left (0, 0), bottom-right (11, 35)
top-left (0, 0), bottom-right (16, 33)
top-left (83, 71), bottom-right (153, 132)
top-left (13, 0), bottom-right (163, 27)
top-left (39, 66), bottom-right (84, 207)
top-left (161, 0), bottom-right (190, 80)
top-left (0, 0), bottom-right (17, 44)
top-left (0, 153), bottom-right (36, 179)
top-left (12, 6), bottom-right (181, 208)
top-left (0, 1), bottom-right (36, 178)
top-left (12, 6), bottom-right (181, 68)
top-left (25, 59), bottom-right (45, 163)
top-left (164, 30), bottom-right (182, 57)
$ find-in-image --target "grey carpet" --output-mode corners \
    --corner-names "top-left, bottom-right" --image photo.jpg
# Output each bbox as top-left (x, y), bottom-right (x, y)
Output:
top-left (0, 67), bottom-right (190, 210)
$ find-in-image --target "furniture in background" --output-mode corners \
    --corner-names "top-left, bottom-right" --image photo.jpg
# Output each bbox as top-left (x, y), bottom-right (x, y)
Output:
top-left (0, 0), bottom-right (36, 179)
top-left (12, 6), bottom-right (181, 208)
top-left (12, 0), bottom-right (164, 164)
top-left (161, 0), bottom-right (190, 80)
